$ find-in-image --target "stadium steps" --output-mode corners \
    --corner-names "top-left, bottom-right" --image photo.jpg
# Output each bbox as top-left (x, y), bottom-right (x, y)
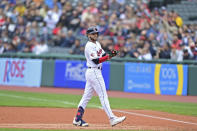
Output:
top-left (167, 0), bottom-right (197, 24)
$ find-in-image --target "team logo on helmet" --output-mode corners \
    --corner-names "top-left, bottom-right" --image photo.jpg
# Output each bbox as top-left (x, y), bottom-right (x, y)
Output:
top-left (94, 27), bottom-right (97, 32)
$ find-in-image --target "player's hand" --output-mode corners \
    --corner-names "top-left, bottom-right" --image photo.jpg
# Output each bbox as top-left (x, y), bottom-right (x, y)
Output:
top-left (108, 50), bottom-right (119, 57)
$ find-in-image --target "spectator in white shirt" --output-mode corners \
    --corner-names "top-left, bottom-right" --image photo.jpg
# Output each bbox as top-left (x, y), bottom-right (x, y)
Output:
top-left (44, 5), bottom-right (61, 30)
top-left (138, 42), bottom-right (152, 60)
top-left (170, 44), bottom-right (183, 61)
top-left (32, 38), bottom-right (49, 55)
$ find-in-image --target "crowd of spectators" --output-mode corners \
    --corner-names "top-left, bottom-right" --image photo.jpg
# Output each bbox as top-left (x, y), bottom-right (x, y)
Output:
top-left (0, 0), bottom-right (197, 61)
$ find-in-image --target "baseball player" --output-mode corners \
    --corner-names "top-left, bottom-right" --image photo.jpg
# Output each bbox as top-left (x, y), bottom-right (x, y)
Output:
top-left (73, 26), bottom-right (126, 127)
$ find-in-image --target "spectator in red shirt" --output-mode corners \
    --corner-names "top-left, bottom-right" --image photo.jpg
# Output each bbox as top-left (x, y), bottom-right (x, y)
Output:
top-left (171, 34), bottom-right (182, 50)
top-left (0, 14), bottom-right (6, 26)
top-left (114, 36), bottom-right (125, 51)
top-left (136, 12), bottom-right (144, 30)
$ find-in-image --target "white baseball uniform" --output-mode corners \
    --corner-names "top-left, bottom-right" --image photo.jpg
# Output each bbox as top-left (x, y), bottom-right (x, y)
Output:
top-left (78, 40), bottom-right (116, 119)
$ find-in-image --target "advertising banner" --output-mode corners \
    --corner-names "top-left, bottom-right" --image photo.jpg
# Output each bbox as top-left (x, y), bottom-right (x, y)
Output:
top-left (154, 64), bottom-right (188, 95)
top-left (124, 63), bottom-right (155, 94)
top-left (54, 60), bottom-right (86, 88)
top-left (0, 58), bottom-right (42, 87)
top-left (124, 63), bottom-right (188, 95)
top-left (54, 60), bottom-right (110, 90)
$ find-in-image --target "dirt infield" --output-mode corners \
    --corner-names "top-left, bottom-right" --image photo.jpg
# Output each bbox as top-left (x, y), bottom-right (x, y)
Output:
top-left (0, 86), bottom-right (197, 130)
top-left (0, 107), bottom-right (197, 131)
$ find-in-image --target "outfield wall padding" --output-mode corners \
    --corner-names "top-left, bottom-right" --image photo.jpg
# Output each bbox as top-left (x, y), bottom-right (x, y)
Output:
top-left (41, 60), bottom-right (55, 87)
top-left (109, 62), bottom-right (124, 91)
top-left (0, 58), bottom-right (42, 87)
top-left (188, 65), bottom-right (197, 96)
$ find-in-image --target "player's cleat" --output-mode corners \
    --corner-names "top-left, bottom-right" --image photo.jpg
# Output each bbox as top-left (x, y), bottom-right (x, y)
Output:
top-left (110, 116), bottom-right (126, 126)
top-left (73, 117), bottom-right (89, 127)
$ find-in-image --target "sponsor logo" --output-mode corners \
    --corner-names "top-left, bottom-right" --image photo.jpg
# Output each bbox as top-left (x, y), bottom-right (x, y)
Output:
top-left (161, 68), bottom-right (176, 79)
top-left (65, 62), bottom-right (86, 82)
top-left (91, 53), bottom-right (94, 57)
top-left (128, 65), bottom-right (152, 73)
top-left (3, 60), bottom-right (26, 82)
top-left (128, 80), bottom-right (151, 89)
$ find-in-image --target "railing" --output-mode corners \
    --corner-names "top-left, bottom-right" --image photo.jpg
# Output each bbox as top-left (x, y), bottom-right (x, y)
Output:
top-left (1, 52), bottom-right (197, 65)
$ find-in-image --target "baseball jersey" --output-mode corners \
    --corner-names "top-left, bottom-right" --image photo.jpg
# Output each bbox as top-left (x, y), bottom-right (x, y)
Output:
top-left (85, 41), bottom-right (105, 68)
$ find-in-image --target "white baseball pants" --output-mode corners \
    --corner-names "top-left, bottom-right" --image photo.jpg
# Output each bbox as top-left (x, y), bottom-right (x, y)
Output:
top-left (78, 68), bottom-right (115, 119)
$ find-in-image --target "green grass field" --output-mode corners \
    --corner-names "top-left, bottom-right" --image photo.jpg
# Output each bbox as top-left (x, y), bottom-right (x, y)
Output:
top-left (0, 90), bottom-right (197, 116)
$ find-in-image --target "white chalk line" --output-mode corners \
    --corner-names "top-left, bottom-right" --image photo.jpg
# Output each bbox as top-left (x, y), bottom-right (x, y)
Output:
top-left (0, 93), bottom-right (100, 108)
top-left (0, 123), bottom-right (137, 129)
top-left (0, 93), bottom-right (197, 126)
top-left (0, 124), bottom-right (76, 129)
top-left (113, 109), bottom-right (197, 126)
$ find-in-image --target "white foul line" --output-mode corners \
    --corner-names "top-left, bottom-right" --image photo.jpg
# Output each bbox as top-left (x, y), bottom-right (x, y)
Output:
top-left (0, 93), bottom-right (100, 108)
top-left (0, 123), bottom-right (137, 129)
top-left (0, 93), bottom-right (197, 126)
top-left (112, 109), bottom-right (197, 126)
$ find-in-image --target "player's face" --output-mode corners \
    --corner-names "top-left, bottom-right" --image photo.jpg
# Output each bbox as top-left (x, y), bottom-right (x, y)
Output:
top-left (88, 33), bottom-right (98, 41)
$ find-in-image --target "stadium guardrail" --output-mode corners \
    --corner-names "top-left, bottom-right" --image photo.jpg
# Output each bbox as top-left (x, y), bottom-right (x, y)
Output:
top-left (1, 52), bottom-right (197, 65)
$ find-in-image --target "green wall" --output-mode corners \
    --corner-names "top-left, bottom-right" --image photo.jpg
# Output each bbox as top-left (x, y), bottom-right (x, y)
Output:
top-left (41, 60), bottom-right (55, 87)
top-left (188, 65), bottom-right (197, 96)
top-left (109, 62), bottom-right (125, 91)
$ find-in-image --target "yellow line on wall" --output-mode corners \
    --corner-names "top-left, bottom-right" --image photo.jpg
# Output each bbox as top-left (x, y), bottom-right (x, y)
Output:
top-left (176, 65), bottom-right (183, 95)
top-left (154, 64), bottom-right (161, 95)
